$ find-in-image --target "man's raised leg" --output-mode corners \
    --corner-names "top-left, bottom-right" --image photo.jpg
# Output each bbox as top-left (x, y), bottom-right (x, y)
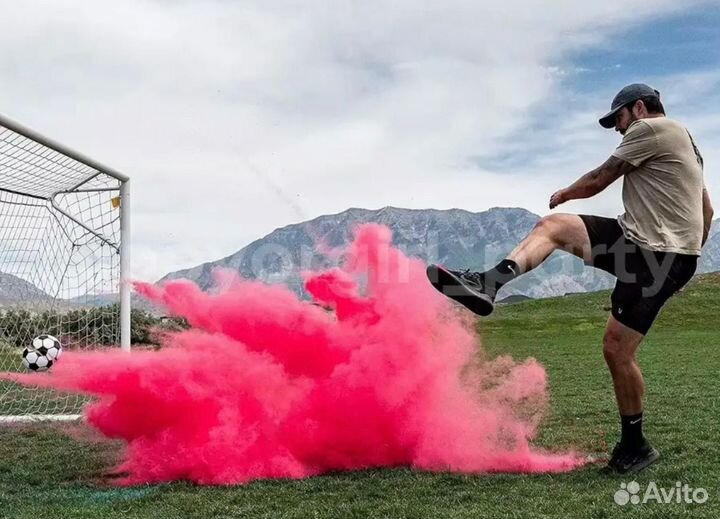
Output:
top-left (506, 213), bottom-right (593, 273)
top-left (427, 213), bottom-right (593, 314)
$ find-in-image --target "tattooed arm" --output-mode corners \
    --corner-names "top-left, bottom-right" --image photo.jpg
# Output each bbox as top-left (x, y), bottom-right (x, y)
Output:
top-left (549, 156), bottom-right (637, 209)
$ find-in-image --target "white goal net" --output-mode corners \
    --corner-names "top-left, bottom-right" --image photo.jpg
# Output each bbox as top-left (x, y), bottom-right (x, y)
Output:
top-left (0, 113), bottom-right (130, 420)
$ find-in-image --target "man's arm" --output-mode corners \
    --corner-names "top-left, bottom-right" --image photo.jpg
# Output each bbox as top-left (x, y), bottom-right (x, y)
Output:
top-left (702, 186), bottom-right (714, 246)
top-left (549, 156), bottom-right (637, 209)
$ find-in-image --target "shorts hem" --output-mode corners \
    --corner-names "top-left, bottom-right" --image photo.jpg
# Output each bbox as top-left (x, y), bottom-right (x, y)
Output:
top-left (611, 307), bottom-right (650, 336)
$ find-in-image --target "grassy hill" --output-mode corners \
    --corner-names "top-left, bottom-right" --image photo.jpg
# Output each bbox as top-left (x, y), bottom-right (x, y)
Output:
top-left (1, 273), bottom-right (719, 519)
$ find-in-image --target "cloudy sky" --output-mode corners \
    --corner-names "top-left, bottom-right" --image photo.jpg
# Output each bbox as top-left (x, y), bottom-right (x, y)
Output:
top-left (1, 0), bottom-right (719, 281)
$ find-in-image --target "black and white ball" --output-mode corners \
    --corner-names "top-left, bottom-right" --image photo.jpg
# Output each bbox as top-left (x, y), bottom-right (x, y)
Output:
top-left (22, 335), bottom-right (63, 372)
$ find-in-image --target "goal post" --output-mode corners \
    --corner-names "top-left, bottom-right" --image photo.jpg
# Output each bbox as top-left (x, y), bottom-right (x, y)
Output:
top-left (0, 112), bottom-right (130, 419)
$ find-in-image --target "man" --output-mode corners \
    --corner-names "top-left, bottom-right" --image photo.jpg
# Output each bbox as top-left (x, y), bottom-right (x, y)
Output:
top-left (427, 83), bottom-right (714, 474)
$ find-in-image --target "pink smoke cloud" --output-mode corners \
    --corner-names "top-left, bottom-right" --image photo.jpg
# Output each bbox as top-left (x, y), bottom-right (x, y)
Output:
top-left (2, 223), bottom-right (584, 484)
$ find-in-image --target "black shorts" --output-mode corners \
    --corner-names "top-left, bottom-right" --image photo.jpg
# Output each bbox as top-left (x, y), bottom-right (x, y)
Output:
top-left (579, 215), bottom-right (698, 335)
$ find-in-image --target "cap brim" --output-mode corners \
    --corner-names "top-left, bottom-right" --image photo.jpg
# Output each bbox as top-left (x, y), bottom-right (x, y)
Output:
top-left (599, 107), bottom-right (622, 129)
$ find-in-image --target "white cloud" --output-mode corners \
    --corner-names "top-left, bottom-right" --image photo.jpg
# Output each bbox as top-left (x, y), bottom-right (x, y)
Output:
top-left (0, 0), bottom-right (715, 281)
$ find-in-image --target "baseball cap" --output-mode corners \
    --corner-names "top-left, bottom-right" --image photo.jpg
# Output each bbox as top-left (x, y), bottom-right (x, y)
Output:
top-left (598, 83), bottom-right (661, 129)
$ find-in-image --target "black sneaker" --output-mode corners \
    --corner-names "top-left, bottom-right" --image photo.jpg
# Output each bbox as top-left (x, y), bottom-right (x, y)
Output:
top-left (604, 442), bottom-right (660, 474)
top-left (426, 264), bottom-right (495, 316)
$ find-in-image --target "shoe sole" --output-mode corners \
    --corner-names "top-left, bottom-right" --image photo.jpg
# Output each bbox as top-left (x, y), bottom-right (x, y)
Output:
top-left (426, 264), bottom-right (495, 316)
top-left (603, 448), bottom-right (661, 475)
top-left (622, 448), bottom-right (661, 475)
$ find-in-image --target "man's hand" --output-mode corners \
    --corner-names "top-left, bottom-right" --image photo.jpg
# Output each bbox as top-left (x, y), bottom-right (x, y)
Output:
top-left (549, 189), bottom-right (567, 209)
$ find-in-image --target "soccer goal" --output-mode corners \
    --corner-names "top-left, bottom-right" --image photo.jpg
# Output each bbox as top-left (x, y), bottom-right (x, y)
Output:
top-left (0, 113), bottom-right (130, 422)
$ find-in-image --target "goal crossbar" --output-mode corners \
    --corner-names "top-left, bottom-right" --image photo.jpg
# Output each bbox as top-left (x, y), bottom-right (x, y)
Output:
top-left (0, 113), bottom-right (129, 188)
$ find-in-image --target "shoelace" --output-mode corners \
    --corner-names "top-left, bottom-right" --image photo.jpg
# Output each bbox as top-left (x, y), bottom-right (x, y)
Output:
top-left (457, 269), bottom-right (484, 286)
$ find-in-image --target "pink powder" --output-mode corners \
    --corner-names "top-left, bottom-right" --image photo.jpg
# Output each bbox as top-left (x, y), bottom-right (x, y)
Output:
top-left (2, 224), bottom-right (585, 484)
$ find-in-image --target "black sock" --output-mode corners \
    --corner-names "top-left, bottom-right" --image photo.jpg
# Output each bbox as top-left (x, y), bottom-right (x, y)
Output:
top-left (480, 259), bottom-right (520, 298)
top-left (620, 413), bottom-right (646, 450)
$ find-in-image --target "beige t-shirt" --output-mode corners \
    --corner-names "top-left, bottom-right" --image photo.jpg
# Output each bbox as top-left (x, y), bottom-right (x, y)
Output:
top-left (612, 117), bottom-right (705, 256)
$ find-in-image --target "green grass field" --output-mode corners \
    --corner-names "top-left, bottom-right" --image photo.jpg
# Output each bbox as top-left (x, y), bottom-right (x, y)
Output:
top-left (1, 273), bottom-right (719, 519)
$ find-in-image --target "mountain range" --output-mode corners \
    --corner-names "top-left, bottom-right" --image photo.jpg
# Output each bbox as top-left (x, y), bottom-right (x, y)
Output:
top-left (0, 272), bottom-right (53, 306)
top-left (159, 207), bottom-right (720, 301)
top-left (2, 207), bottom-right (717, 307)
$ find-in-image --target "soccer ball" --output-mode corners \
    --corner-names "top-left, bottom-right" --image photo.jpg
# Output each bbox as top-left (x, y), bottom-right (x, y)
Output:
top-left (22, 335), bottom-right (63, 372)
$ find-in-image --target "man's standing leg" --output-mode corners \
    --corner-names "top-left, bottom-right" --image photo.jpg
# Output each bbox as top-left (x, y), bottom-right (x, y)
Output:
top-left (604, 317), bottom-right (645, 424)
top-left (602, 316), bottom-right (659, 472)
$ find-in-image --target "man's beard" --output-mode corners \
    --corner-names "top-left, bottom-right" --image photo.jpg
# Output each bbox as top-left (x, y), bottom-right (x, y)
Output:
top-left (620, 114), bottom-right (639, 135)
